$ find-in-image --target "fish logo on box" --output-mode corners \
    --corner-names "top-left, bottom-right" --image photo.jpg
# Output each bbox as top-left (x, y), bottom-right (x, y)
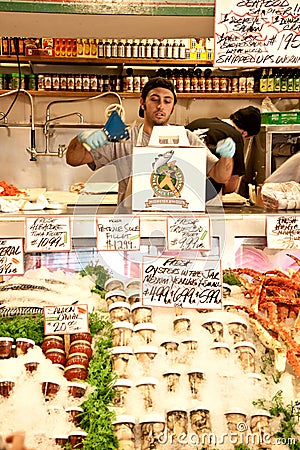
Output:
top-left (146, 150), bottom-right (188, 208)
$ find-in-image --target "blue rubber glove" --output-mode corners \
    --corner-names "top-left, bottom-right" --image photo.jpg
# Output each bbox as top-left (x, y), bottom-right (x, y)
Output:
top-left (78, 129), bottom-right (109, 150)
top-left (215, 137), bottom-right (236, 158)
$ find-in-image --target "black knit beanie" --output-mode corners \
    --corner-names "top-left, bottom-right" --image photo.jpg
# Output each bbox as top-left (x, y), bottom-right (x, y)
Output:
top-left (139, 77), bottom-right (177, 118)
top-left (230, 106), bottom-right (261, 136)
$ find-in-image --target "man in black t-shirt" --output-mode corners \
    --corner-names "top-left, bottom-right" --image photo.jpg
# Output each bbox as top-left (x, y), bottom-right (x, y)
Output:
top-left (186, 106), bottom-right (261, 195)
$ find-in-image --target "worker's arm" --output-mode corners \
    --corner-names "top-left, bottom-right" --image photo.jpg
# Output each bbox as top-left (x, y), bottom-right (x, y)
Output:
top-left (66, 129), bottom-right (109, 167)
top-left (207, 137), bottom-right (235, 184)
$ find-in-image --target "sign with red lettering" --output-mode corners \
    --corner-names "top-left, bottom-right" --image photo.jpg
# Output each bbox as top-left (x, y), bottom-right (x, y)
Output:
top-left (215, 0), bottom-right (300, 67)
top-left (25, 217), bottom-right (71, 252)
top-left (167, 216), bottom-right (211, 251)
top-left (0, 238), bottom-right (24, 275)
top-left (44, 304), bottom-right (89, 335)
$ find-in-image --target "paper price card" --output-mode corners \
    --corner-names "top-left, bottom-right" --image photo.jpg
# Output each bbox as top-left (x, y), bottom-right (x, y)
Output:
top-left (0, 238), bottom-right (24, 275)
top-left (167, 216), bottom-right (210, 251)
top-left (142, 256), bottom-right (222, 310)
top-left (96, 216), bottom-right (140, 251)
top-left (267, 215), bottom-right (300, 249)
top-left (25, 217), bottom-right (71, 252)
top-left (215, 0), bottom-right (300, 67)
top-left (44, 304), bottom-right (89, 335)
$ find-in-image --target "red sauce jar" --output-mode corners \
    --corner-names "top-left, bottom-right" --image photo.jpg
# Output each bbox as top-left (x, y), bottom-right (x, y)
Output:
top-left (41, 380), bottom-right (60, 398)
top-left (65, 406), bottom-right (83, 425)
top-left (0, 337), bottom-right (14, 358)
top-left (69, 340), bottom-right (92, 359)
top-left (68, 431), bottom-right (87, 449)
top-left (24, 361), bottom-right (40, 373)
top-left (66, 352), bottom-right (89, 369)
top-left (45, 348), bottom-right (66, 366)
top-left (16, 338), bottom-right (35, 356)
top-left (67, 382), bottom-right (87, 398)
top-left (70, 332), bottom-right (92, 344)
top-left (41, 336), bottom-right (64, 353)
top-left (0, 379), bottom-right (15, 398)
top-left (64, 364), bottom-right (88, 381)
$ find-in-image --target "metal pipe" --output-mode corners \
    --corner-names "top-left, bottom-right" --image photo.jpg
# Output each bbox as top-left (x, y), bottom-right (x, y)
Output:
top-left (42, 112), bottom-right (84, 156)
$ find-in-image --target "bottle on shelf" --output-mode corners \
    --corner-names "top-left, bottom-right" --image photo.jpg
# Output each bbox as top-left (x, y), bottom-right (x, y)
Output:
top-left (294, 69), bottom-right (300, 92)
top-left (104, 39), bottom-right (111, 58)
top-left (125, 40), bottom-right (132, 58)
top-left (151, 40), bottom-right (159, 58)
top-left (267, 67), bottom-right (274, 92)
top-left (287, 69), bottom-right (294, 92)
top-left (131, 40), bottom-right (139, 58)
top-left (98, 39), bottom-right (104, 58)
top-left (158, 40), bottom-right (166, 59)
top-left (172, 40), bottom-right (179, 59)
top-left (66, 39), bottom-right (72, 58)
top-left (145, 40), bottom-right (152, 58)
top-left (280, 69), bottom-right (288, 92)
top-left (90, 39), bottom-right (98, 57)
top-left (60, 38), bottom-right (66, 57)
top-left (111, 39), bottom-right (118, 58)
top-left (165, 40), bottom-right (173, 59)
top-left (138, 40), bottom-right (145, 58)
top-left (123, 67), bottom-right (134, 92)
top-left (117, 40), bottom-right (125, 58)
top-left (179, 40), bottom-right (186, 59)
top-left (259, 68), bottom-right (268, 93)
top-left (83, 38), bottom-right (90, 57)
top-left (273, 68), bottom-right (281, 92)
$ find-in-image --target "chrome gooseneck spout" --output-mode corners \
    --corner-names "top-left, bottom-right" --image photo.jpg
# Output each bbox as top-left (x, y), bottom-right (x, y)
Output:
top-left (0, 89), bottom-right (36, 160)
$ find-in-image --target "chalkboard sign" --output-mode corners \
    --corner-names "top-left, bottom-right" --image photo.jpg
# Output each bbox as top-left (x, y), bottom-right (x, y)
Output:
top-left (142, 255), bottom-right (222, 309)
top-left (215, 0), bottom-right (300, 67)
top-left (44, 304), bottom-right (89, 335)
top-left (96, 216), bottom-right (140, 251)
top-left (0, 238), bottom-right (24, 275)
top-left (267, 215), bottom-right (300, 249)
top-left (25, 217), bottom-right (71, 252)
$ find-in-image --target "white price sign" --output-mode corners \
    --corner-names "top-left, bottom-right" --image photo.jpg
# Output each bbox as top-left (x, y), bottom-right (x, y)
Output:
top-left (167, 216), bottom-right (210, 251)
top-left (44, 304), bottom-right (89, 335)
top-left (267, 215), bottom-right (300, 249)
top-left (25, 216), bottom-right (71, 252)
top-left (96, 215), bottom-right (140, 251)
top-left (0, 238), bottom-right (24, 275)
top-left (142, 256), bottom-right (222, 310)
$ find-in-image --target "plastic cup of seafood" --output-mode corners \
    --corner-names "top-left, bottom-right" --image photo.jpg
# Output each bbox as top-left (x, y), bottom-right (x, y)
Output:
top-left (64, 364), bottom-right (88, 381)
top-left (163, 371), bottom-right (181, 392)
top-left (45, 348), bottom-right (67, 366)
top-left (250, 409), bottom-right (271, 434)
top-left (111, 346), bottom-right (133, 378)
top-left (112, 378), bottom-right (133, 407)
top-left (105, 277), bottom-right (125, 292)
top-left (24, 360), bottom-right (40, 373)
top-left (210, 342), bottom-right (231, 358)
top-left (136, 377), bottom-right (158, 410)
top-left (134, 323), bottom-right (157, 344)
top-left (109, 301), bottom-right (131, 323)
top-left (226, 316), bottom-right (248, 343)
top-left (69, 340), bottom-right (93, 359)
top-left (134, 345), bottom-right (158, 366)
top-left (41, 380), bottom-right (61, 398)
top-left (0, 337), bottom-right (14, 358)
top-left (160, 340), bottom-right (179, 363)
top-left (105, 289), bottom-right (127, 306)
top-left (70, 332), bottom-right (92, 344)
top-left (166, 409), bottom-right (188, 436)
top-left (15, 337), bottom-right (35, 356)
top-left (139, 413), bottom-right (165, 446)
top-left (0, 379), bottom-right (15, 398)
top-left (68, 430), bottom-right (88, 449)
top-left (131, 302), bottom-right (152, 325)
top-left (190, 405), bottom-right (212, 435)
top-left (112, 415), bottom-right (136, 448)
top-left (112, 321), bottom-right (133, 347)
top-left (187, 370), bottom-right (206, 397)
top-left (201, 317), bottom-right (224, 342)
top-left (234, 341), bottom-right (256, 373)
top-left (125, 278), bottom-right (141, 292)
top-left (173, 315), bottom-right (191, 334)
top-left (66, 352), bottom-right (89, 369)
top-left (127, 289), bottom-right (141, 305)
top-left (65, 406), bottom-right (84, 425)
top-left (54, 435), bottom-right (69, 447)
top-left (41, 335), bottom-right (64, 353)
top-left (67, 382), bottom-right (87, 399)
top-left (225, 409), bottom-right (248, 432)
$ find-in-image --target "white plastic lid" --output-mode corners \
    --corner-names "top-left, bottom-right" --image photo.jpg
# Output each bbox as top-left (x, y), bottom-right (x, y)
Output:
top-left (109, 302), bottom-right (130, 311)
top-left (139, 413), bottom-right (165, 424)
top-left (105, 289), bottom-right (126, 299)
top-left (173, 315), bottom-right (191, 322)
top-left (112, 346), bottom-right (133, 355)
top-left (112, 414), bottom-right (136, 425)
top-left (131, 302), bottom-right (152, 311)
top-left (113, 322), bottom-right (134, 330)
top-left (134, 323), bottom-right (157, 332)
top-left (104, 278), bottom-right (125, 291)
top-left (250, 409), bottom-right (271, 418)
top-left (125, 278), bottom-right (141, 289)
top-left (225, 408), bottom-right (247, 416)
top-left (114, 379), bottom-right (133, 388)
top-left (233, 341), bottom-right (256, 352)
top-left (134, 345), bottom-right (158, 354)
top-left (135, 377), bottom-right (158, 386)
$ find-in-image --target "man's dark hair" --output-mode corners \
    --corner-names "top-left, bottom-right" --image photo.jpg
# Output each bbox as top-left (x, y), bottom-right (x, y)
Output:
top-left (139, 77), bottom-right (177, 118)
top-left (230, 106), bottom-right (261, 137)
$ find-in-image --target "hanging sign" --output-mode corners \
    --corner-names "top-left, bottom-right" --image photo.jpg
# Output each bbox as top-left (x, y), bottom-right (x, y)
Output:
top-left (267, 215), bottom-right (300, 249)
top-left (214, 0), bottom-right (300, 67)
top-left (0, 238), bottom-right (24, 275)
top-left (25, 217), bottom-right (71, 252)
top-left (166, 216), bottom-right (210, 251)
top-left (44, 304), bottom-right (89, 335)
top-left (96, 216), bottom-right (140, 251)
top-left (142, 255), bottom-right (222, 309)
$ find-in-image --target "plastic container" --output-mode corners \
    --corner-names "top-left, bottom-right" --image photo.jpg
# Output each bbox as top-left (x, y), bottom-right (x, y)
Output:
top-left (261, 110), bottom-right (300, 125)
top-left (0, 337), bottom-right (14, 358)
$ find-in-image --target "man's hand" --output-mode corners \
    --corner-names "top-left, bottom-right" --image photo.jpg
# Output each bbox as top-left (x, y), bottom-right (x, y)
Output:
top-left (78, 129), bottom-right (109, 151)
top-left (215, 137), bottom-right (236, 158)
top-left (5, 432), bottom-right (32, 450)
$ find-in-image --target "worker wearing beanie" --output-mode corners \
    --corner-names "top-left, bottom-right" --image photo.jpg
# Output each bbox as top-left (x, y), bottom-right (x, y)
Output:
top-left (66, 76), bottom-right (236, 211)
top-left (186, 106), bottom-right (261, 195)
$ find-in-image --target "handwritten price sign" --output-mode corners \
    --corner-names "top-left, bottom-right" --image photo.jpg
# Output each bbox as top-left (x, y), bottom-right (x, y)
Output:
top-left (96, 216), bottom-right (140, 251)
top-left (267, 215), bottom-right (300, 249)
top-left (0, 238), bottom-right (24, 275)
top-left (25, 217), bottom-right (71, 252)
top-left (215, 0), bottom-right (300, 67)
top-left (167, 216), bottom-right (210, 251)
top-left (44, 304), bottom-right (89, 335)
top-left (142, 256), bottom-right (222, 310)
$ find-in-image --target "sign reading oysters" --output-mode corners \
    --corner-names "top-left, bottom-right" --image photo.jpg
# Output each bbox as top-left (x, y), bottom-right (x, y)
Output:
top-left (44, 304), bottom-right (89, 335)
top-left (26, 217), bottom-right (71, 252)
top-left (96, 216), bottom-right (140, 251)
top-left (142, 256), bottom-right (222, 309)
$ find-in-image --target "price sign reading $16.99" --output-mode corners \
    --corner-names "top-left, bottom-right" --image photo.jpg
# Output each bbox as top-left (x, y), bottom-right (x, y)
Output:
top-left (44, 304), bottom-right (89, 335)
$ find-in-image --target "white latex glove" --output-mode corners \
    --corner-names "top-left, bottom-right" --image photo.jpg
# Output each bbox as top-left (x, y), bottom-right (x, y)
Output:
top-left (78, 129), bottom-right (109, 151)
top-left (216, 137), bottom-right (236, 158)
